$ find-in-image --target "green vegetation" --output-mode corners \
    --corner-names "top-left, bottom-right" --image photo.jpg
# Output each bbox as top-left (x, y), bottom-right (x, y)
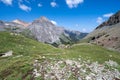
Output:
top-left (59, 33), bottom-right (72, 45)
top-left (64, 43), bottom-right (120, 63)
top-left (0, 31), bottom-right (62, 79)
top-left (51, 33), bottom-right (73, 47)
top-left (79, 38), bottom-right (91, 43)
top-left (0, 31), bottom-right (120, 79)
top-left (0, 31), bottom-right (61, 55)
top-left (21, 29), bottom-right (36, 40)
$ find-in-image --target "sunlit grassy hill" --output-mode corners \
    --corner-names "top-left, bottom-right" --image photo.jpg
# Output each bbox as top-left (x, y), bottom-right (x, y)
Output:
top-left (0, 31), bottom-right (61, 56)
top-left (0, 31), bottom-right (120, 80)
top-left (0, 31), bottom-right (62, 79)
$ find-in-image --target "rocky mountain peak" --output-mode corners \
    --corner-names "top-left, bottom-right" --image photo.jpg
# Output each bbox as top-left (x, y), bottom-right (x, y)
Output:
top-left (34, 16), bottom-right (50, 23)
top-left (40, 16), bottom-right (49, 21)
top-left (32, 16), bottom-right (55, 27)
top-left (96, 11), bottom-right (120, 29)
top-left (13, 19), bottom-right (22, 22)
top-left (28, 16), bottom-right (64, 43)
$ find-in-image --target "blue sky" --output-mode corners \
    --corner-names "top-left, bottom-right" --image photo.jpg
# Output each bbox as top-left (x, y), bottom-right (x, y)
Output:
top-left (0, 0), bottom-right (120, 32)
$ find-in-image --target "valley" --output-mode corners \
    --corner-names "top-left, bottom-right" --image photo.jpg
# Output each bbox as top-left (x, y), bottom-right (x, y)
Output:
top-left (0, 1), bottom-right (120, 79)
top-left (0, 31), bottom-right (120, 80)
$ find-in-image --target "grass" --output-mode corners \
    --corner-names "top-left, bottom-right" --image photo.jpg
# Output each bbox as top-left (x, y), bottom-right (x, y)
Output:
top-left (0, 31), bottom-right (62, 79)
top-left (0, 31), bottom-right (120, 79)
top-left (64, 43), bottom-right (120, 63)
top-left (0, 31), bottom-right (61, 55)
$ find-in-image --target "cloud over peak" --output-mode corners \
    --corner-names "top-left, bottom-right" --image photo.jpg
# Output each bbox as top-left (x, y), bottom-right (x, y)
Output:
top-left (103, 13), bottom-right (114, 18)
top-left (96, 12), bottom-right (114, 24)
top-left (66, 0), bottom-right (84, 8)
top-left (97, 17), bottom-right (103, 24)
top-left (0, 0), bottom-right (13, 5)
top-left (19, 3), bottom-right (31, 12)
top-left (38, 3), bottom-right (42, 7)
top-left (50, 1), bottom-right (57, 7)
top-left (51, 20), bottom-right (57, 25)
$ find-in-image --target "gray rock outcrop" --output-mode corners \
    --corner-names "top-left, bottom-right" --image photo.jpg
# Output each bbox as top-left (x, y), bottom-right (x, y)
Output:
top-left (28, 16), bottom-right (65, 43)
top-left (1, 50), bottom-right (13, 57)
top-left (96, 11), bottom-right (120, 29)
top-left (85, 11), bottom-right (120, 52)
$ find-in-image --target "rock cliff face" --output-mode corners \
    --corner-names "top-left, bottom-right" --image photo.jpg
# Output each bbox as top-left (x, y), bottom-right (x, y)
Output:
top-left (96, 11), bottom-right (120, 29)
top-left (28, 17), bottom-right (65, 43)
top-left (85, 11), bottom-right (120, 52)
top-left (27, 16), bottom-right (88, 44)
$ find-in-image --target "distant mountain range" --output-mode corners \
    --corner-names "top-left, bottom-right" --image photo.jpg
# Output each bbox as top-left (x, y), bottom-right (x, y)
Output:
top-left (0, 20), bottom-right (25, 32)
top-left (0, 17), bottom-right (88, 46)
top-left (85, 10), bottom-right (120, 52)
top-left (13, 19), bottom-right (30, 27)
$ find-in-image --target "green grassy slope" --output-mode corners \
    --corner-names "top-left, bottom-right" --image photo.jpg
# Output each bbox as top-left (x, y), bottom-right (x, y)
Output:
top-left (0, 32), bottom-right (62, 80)
top-left (0, 31), bottom-right (120, 79)
top-left (44, 43), bottom-right (120, 64)
top-left (65, 43), bottom-right (120, 63)
top-left (0, 32), bottom-right (61, 55)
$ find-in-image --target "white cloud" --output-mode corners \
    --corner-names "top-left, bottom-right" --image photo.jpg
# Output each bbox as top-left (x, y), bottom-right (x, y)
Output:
top-left (75, 24), bottom-right (80, 27)
top-left (38, 3), bottom-right (42, 7)
top-left (50, 1), bottom-right (57, 7)
top-left (65, 0), bottom-right (83, 8)
top-left (97, 17), bottom-right (103, 24)
top-left (18, 0), bottom-right (30, 3)
top-left (103, 13), bottom-right (113, 18)
top-left (51, 20), bottom-right (57, 25)
top-left (0, 0), bottom-right (13, 5)
top-left (82, 28), bottom-right (87, 32)
top-left (96, 12), bottom-right (114, 24)
top-left (19, 4), bottom-right (31, 12)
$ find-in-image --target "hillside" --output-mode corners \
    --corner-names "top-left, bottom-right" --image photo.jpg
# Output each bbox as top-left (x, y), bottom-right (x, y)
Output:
top-left (84, 11), bottom-right (120, 52)
top-left (0, 32), bottom-right (61, 55)
top-left (96, 11), bottom-right (120, 29)
top-left (0, 31), bottom-right (62, 79)
top-left (0, 31), bottom-right (120, 80)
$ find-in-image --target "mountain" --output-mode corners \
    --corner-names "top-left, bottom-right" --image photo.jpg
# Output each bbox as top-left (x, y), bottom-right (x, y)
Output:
top-left (0, 17), bottom-right (87, 46)
top-left (0, 31), bottom-right (120, 80)
top-left (13, 19), bottom-right (30, 27)
top-left (84, 11), bottom-right (120, 52)
top-left (0, 20), bottom-right (25, 33)
top-left (65, 30), bottom-right (88, 42)
top-left (27, 16), bottom-right (67, 43)
top-left (96, 11), bottom-right (120, 29)
top-left (27, 16), bottom-right (87, 45)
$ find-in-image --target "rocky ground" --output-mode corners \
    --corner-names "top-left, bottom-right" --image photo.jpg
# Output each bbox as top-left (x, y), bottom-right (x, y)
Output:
top-left (32, 57), bottom-right (120, 80)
